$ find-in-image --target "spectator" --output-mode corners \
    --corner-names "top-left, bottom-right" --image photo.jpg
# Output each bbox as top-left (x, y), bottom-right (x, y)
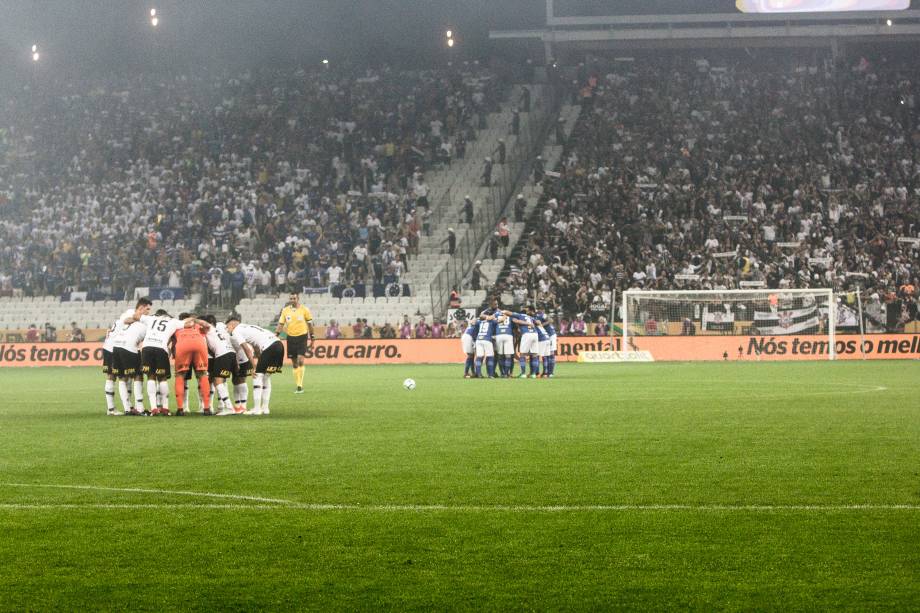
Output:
top-left (514, 194), bottom-right (527, 223)
top-left (326, 320), bottom-right (341, 340)
top-left (442, 228), bottom-right (457, 256)
top-left (414, 316), bottom-right (431, 339)
top-left (26, 324), bottom-right (39, 342)
top-left (494, 139), bottom-right (506, 164)
top-left (379, 322), bottom-right (396, 339)
top-left (594, 317), bottom-right (610, 337)
top-left (570, 314), bottom-right (587, 336)
top-left (471, 261), bottom-right (484, 291)
top-left (69, 322), bottom-right (86, 342)
top-left (43, 323), bottom-right (58, 342)
top-left (481, 158), bottom-right (493, 187)
top-left (532, 155), bottom-right (544, 184)
top-left (462, 196), bottom-right (474, 224)
top-left (399, 315), bottom-right (412, 339)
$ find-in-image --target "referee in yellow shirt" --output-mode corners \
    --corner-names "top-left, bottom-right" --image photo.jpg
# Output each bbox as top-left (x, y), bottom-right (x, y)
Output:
top-left (275, 292), bottom-right (315, 394)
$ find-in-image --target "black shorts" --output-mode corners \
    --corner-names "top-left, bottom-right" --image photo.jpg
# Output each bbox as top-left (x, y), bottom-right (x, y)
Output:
top-left (256, 341), bottom-right (285, 374)
top-left (286, 334), bottom-right (308, 359)
top-left (141, 347), bottom-right (172, 379)
top-left (210, 353), bottom-right (238, 379)
top-left (112, 348), bottom-right (141, 378)
top-left (102, 349), bottom-right (113, 375)
top-left (236, 360), bottom-right (253, 379)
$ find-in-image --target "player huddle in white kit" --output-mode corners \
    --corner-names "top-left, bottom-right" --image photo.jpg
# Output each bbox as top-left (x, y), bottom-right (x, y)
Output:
top-left (101, 297), bottom-right (284, 417)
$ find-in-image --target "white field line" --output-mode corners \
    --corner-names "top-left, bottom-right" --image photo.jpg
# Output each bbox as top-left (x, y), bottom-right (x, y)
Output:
top-left (0, 503), bottom-right (917, 512)
top-left (0, 483), bottom-right (295, 505)
top-left (0, 484), bottom-right (918, 512)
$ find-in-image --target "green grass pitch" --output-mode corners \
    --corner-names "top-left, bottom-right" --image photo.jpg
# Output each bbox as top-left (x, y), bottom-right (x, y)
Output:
top-left (0, 361), bottom-right (918, 610)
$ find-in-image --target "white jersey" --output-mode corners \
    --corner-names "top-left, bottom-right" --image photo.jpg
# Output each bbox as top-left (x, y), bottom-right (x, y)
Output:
top-left (232, 324), bottom-right (280, 353)
top-left (205, 323), bottom-right (236, 358)
top-left (102, 320), bottom-right (120, 353)
top-left (117, 321), bottom-right (148, 354)
top-left (140, 315), bottom-right (185, 351)
top-left (111, 309), bottom-right (144, 352)
top-left (223, 323), bottom-right (248, 364)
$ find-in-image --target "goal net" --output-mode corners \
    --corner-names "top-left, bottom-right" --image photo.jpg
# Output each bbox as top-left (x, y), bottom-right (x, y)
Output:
top-left (622, 289), bottom-right (838, 360)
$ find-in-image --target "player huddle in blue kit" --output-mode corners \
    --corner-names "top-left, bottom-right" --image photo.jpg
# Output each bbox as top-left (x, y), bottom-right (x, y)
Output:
top-left (460, 303), bottom-right (557, 379)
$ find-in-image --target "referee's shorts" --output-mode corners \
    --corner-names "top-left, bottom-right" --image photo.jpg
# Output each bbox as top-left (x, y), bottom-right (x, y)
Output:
top-left (286, 334), bottom-right (308, 359)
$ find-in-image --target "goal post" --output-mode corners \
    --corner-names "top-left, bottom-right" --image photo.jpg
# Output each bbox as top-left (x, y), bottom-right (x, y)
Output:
top-left (623, 288), bottom-right (838, 360)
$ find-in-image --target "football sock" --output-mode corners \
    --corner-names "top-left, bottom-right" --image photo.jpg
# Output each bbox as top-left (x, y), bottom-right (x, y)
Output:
top-left (175, 376), bottom-right (186, 409)
top-left (261, 376), bottom-right (272, 410)
top-left (133, 380), bottom-right (145, 410)
top-left (549, 356), bottom-right (556, 375)
top-left (198, 375), bottom-right (211, 409)
top-left (104, 380), bottom-right (116, 411)
top-left (294, 366), bottom-right (304, 387)
top-left (530, 356), bottom-right (539, 375)
top-left (542, 356), bottom-right (548, 374)
top-left (159, 381), bottom-right (170, 411)
top-left (519, 355), bottom-right (527, 373)
top-left (147, 379), bottom-right (159, 409)
top-left (486, 356), bottom-right (495, 377)
top-left (216, 382), bottom-right (231, 411)
top-left (252, 374), bottom-right (263, 409)
top-left (117, 380), bottom-right (131, 412)
top-left (503, 357), bottom-right (512, 375)
top-left (474, 357), bottom-right (483, 377)
top-left (464, 356), bottom-right (474, 375)
top-left (234, 383), bottom-right (248, 408)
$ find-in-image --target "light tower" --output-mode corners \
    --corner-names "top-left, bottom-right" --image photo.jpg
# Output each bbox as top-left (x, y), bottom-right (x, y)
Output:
top-left (150, 8), bottom-right (159, 27)
top-left (31, 44), bottom-right (40, 62)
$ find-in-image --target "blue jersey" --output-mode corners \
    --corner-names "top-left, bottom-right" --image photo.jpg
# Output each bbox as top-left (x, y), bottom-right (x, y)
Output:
top-left (535, 322), bottom-right (548, 342)
top-left (475, 319), bottom-right (496, 341)
top-left (463, 322), bottom-right (477, 337)
top-left (495, 317), bottom-right (514, 336)
top-left (544, 323), bottom-right (556, 338)
top-left (513, 313), bottom-right (536, 334)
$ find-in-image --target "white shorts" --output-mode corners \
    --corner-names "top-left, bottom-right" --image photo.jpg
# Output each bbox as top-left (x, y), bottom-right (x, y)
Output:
top-left (519, 332), bottom-right (539, 355)
top-left (539, 340), bottom-right (551, 357)
top-left (461, 333), bottom-right (474, 355)
top-left (550, 336), bottom-right (557, 352)
top-left (494, 334), bottom-right (514, 355)
top-left (475, 339), bottom-right (495, 358)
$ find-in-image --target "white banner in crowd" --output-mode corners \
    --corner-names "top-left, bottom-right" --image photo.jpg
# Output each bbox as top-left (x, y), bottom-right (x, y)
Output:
top-left (702, 307), bottom-right (735, 332)
top-left (754, 304), bottom-right (820, 335)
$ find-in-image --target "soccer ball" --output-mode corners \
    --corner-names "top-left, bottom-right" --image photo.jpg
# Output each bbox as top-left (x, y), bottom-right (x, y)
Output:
top-left (403, 378), bottom-right (416, 390)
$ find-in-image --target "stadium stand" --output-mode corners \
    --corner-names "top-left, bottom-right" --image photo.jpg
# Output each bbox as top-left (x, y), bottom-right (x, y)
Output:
top-left (484, 54), bottom-right (920, 330)
top-left (3, 52), bottom-right (920, 335)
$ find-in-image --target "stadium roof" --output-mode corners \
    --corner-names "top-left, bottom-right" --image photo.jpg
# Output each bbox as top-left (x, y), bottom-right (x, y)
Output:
top-left (491, 1), bottom-right (920, 60)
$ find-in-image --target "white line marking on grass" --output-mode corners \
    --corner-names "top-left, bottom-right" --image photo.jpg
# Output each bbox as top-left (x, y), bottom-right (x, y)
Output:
top-left (0, 502), bottom-right (918, 512)
top-left (3, 484), bottom-right (915, 512)
top-left (0, 483), bottom-right (295, 505)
